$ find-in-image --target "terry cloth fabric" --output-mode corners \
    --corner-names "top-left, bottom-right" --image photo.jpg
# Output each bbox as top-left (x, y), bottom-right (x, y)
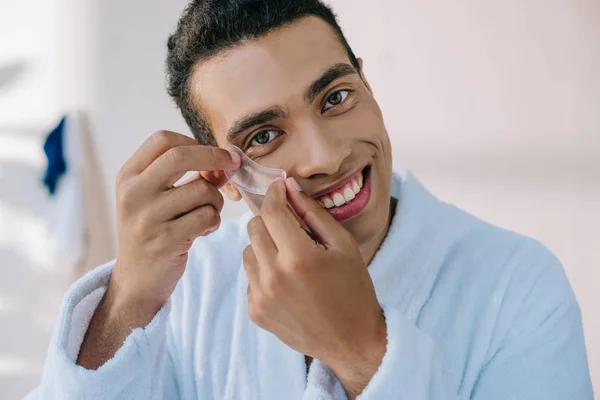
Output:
top-left (27, 168), bottom-right (593, 399)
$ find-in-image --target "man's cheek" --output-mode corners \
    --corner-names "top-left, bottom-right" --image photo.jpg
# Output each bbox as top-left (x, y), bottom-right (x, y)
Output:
top-left (343, 105), bottom-right (386, 141)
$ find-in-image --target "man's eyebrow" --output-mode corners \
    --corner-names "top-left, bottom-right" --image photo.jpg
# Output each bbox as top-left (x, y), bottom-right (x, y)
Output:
top-left (226, 106), bottom-right (288, 143)
top-left (304, 63), bottom-right (359, 104)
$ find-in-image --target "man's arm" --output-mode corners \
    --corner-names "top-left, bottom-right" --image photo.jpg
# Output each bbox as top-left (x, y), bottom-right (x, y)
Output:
top-left (28, 130), bottom-right (240, 399)
top-left (76, 276), bottom-right (163, 370)
top-left (25, 262), bottom-right (175, 400)
top-left (75, 131), bottom-right (238, 370)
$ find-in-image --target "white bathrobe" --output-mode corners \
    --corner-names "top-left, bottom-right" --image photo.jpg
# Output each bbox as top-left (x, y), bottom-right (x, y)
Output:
top-left (28, 169), bottom-right (593, 399)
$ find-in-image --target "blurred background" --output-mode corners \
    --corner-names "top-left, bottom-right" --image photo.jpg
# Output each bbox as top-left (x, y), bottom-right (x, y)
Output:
top-left (0, 0), bottom-right (598, 398)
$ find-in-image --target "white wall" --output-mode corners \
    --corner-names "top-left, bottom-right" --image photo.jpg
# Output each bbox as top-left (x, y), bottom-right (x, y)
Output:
top-left (86, 0), bottom-right (193, 239)
top-left (0, 0), bottom-right (598, 397)
top-left (329, 0), bottom-right (600, 391)
top-left (0, 1), bottom-right (67, 398)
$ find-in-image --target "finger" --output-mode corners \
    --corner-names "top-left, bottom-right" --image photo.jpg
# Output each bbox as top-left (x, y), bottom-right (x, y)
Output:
top-left (121, 130), bottom-right (198, 178)
top-left (151, 178), bottom-right (225, 222)
top-left (284, 177), bottom-right (351, 249)
top-left (245, 269), bottom-right (260, 327)
top-left (247, 216), bottom-right (277, 267)
top-left (142, 145), bottom-right (240, 190)
top-left (243, 245), bottom-right (260, 288)
top-left (168, 204), bottom-right (221, 240)
top-left (260, 179), bottom-right (312, 250)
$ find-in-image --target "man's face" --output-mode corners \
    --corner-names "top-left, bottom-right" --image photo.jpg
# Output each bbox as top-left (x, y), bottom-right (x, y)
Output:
top-left (190, 16), bottom-right (393, 247)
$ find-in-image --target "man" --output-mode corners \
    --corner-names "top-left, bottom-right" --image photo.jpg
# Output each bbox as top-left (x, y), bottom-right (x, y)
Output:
top-left (29, 0), bottom-right (592, 399)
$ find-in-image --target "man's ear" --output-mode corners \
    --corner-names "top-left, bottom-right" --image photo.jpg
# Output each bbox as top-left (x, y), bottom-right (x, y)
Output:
top-left (201, 170), bottom-right (242, 201)
top-left (357, 58), bottom-right (373, 94)
top-left (221, 181), bottom-right (243, 202)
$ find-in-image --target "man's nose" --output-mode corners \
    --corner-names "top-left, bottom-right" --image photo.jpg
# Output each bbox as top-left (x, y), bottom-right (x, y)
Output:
top-left (293, 126), bottom-right (351, 178)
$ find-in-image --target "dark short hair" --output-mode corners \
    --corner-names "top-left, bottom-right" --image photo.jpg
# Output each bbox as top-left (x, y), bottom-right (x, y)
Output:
top-left (166, 0), bottom-right (359, 146)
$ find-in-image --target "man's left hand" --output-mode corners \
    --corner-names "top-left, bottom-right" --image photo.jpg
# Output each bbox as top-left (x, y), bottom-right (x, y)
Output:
top-left (243, 177), bottom-right (387, 398)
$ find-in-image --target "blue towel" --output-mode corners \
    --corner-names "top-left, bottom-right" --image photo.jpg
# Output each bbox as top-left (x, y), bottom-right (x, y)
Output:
top-left (43, 116), bottom-right (68, 195)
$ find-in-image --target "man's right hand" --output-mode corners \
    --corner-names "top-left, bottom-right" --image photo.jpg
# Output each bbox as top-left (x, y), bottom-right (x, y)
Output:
top-left (77, 130), bottom-right (240, 369)
top-left (111, 130), bottom-right (239, 314)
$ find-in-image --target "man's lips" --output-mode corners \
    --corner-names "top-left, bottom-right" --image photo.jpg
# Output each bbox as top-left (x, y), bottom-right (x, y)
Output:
top-left (310, 166), bottom-right (368, 199)
top-left (288, 164), bottom-right (372, 222)
top-left (309, 166), bottom-right (372, 222)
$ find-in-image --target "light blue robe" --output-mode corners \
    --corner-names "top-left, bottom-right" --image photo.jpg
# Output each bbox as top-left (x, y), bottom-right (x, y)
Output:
top-left (28, 169), bottom-right (593, 399)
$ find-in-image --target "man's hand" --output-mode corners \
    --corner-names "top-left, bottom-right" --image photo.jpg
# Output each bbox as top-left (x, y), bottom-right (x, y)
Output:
top-left (77, 130), bottom-right (240, 369)
top-left (111, 131), bottom-right (239, 313)
top-left (243, 178), bottom-right (387, 399)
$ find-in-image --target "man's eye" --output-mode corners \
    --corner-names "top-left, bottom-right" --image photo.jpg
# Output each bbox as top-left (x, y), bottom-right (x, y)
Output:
top-left (249, 130), bottom-right (279, 147)
top-left (323, 90), bottom-right (350, 111)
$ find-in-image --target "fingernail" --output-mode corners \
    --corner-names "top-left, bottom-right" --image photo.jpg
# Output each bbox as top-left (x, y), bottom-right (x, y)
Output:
top-left (225, 145), bottom-right (241, 165)
top-left (287, 177), bottom-right (302, 192)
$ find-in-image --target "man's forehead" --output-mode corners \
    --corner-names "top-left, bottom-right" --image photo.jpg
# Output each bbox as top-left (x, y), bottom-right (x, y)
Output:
top-left (189, 17), bottom-right (351, 143)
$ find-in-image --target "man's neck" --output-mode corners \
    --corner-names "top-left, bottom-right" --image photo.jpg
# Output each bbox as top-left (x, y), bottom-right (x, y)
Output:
top-left (360, 196), bottom-right (398, 266)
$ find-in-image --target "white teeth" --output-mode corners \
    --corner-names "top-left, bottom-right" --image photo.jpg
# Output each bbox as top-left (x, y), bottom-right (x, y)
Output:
top-left (352, 181), bottom-right (360, 194)
top-left (343, 187), bottom-right (355, 202)
top-left (333, 193), bottom-right (346, 207)
top-left (318, 173), bottom-right (365, 209)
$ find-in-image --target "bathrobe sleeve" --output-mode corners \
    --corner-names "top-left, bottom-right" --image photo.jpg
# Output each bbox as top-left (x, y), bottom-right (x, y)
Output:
top-left (25, 261), bottom-right (179, 400)
top-left (356, 261), bottom-right (593, 399)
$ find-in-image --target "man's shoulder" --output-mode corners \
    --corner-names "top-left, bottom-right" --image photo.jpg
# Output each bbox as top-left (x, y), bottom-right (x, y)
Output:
top-left (446, 202), bottom-right (560, 271)
top-left (445, 206), bottom-right (581, 348)
top-left (399, 172), bottom-right (562, 282)
top-left (438, 202), bottom-right (573, 307)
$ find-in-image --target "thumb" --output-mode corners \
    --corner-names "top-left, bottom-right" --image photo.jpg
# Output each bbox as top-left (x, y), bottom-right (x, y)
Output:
top-left (284, 177), bottom-right (350, 249)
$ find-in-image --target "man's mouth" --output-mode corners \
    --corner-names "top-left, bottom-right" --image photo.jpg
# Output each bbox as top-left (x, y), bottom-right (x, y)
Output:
top-left (313, 166), bottom-right (372, 222)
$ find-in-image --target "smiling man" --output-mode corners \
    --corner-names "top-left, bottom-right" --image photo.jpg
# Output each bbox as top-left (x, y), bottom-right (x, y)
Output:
top-left (29, 1), bottom-right (593, 399)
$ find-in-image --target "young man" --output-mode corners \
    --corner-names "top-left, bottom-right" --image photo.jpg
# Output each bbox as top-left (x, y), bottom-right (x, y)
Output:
top-left (30, 0), bottom-right (592, 399)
